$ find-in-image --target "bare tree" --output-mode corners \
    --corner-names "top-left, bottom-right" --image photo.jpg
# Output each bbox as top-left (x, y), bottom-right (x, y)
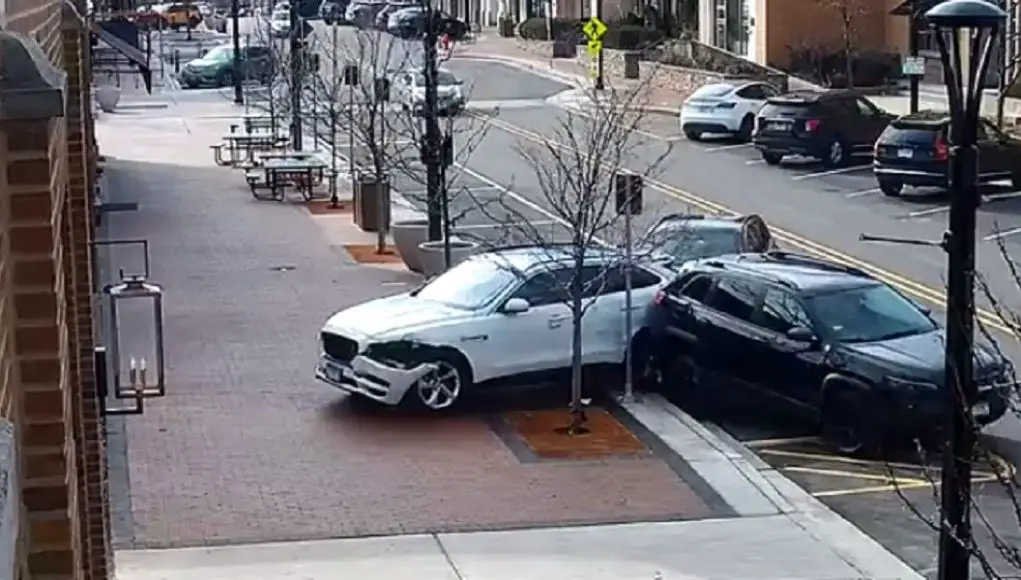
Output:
top-left (468, 85), bottom-right (675, 431)
top-left (815, 0), bottom-right (869, 88)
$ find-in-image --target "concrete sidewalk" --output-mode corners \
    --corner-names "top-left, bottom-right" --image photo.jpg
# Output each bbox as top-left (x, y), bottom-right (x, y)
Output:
top-left (104, 94), bottom-right (923, 580)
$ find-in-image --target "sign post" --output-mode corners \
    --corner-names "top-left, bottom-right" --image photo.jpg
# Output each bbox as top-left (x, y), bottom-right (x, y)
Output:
top-left (582, 16), bottom-right (607, 89)
top-left (614, 173), bottom-right (643, 401)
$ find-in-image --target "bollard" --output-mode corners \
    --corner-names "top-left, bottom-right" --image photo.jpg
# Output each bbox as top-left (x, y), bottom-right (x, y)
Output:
top-left (173, 49), bottom-right (180, 73)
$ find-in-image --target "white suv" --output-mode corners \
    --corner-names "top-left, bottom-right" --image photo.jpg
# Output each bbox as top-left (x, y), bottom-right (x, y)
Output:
top-left (315, 247), bottom-right (669, 410)
top-left (680, 81), bottom-right (780, 142)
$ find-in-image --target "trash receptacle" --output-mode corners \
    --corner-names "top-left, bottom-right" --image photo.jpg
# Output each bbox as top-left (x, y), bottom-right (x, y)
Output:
top-left (623, 52), bottom-right (640, 79)
top-left (353, 173), bottom-right (391, 233)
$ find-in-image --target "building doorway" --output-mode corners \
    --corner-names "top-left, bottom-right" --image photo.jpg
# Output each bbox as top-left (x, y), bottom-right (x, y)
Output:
top-left (711, 0), bottom-right (751, 58)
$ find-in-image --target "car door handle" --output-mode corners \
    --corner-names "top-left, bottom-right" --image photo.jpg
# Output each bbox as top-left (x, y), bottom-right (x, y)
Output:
top-left (548, 314), bottom-right (569, 328)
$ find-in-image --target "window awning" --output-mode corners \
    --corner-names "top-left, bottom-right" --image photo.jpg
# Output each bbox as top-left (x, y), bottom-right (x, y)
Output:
top-left (89, 21), bottom-right (153, 93)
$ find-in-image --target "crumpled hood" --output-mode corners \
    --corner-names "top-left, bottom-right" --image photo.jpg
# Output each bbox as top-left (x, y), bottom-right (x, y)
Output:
top-left (842, 329), bottom-right (1004, 382)
top-left (322, 293), bottom-right (471, 340)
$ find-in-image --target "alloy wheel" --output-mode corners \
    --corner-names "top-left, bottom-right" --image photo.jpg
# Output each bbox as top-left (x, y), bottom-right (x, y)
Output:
top-left (416, 360), bottom-right (461, 410)
top-left (828, 141), bottom-right (844, 166)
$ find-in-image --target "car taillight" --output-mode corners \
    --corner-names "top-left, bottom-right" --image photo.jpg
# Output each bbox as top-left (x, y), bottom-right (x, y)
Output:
top-left (804, 119), bottom-right (821, 132)
top-left (934, 136), bottom-right (949, 161)
top-left (654, 291), bottom-right (666, 306)
top-left (716, 102), bottom-right (736, 109)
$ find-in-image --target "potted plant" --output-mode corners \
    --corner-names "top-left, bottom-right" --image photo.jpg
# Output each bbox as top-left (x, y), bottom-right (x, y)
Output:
top-left (391, 219), bottom-right (430, 273)
top-left (95, 85), bottom-right (121, 113)
top-left (418, 239), bottom-right (479, 277)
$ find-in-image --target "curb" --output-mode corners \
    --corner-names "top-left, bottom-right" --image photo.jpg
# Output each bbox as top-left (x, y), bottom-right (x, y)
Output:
top-left (619, 394), bottom-right (923, 580)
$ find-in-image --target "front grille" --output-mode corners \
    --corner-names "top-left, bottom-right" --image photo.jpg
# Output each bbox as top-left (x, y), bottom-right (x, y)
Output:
top-left (322, 332), bottom-right (359, 363)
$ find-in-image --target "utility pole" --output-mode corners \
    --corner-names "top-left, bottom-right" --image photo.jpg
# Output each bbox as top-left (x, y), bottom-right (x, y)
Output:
top-left (595, 0), bottom-right (604, 90)
top-left (422, 3), bottom-right (444, 241)
top-left (289, 4), bottom-right (303, 150)
top-left (230, 0), bottom-right (244, 105)
top-left (909, 0), bottom-right (920, 114)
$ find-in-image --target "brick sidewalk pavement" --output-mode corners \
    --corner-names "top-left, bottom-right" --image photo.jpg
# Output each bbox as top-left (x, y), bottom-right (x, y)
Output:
top-left (96, 97), bottom-right (723, 550)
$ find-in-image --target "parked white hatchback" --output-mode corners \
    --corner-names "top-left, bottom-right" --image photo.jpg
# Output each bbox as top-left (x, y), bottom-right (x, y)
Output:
top-left (315, 246), bottom-right (669, 410)
top-left (680, 81), bottom-right (780, 142)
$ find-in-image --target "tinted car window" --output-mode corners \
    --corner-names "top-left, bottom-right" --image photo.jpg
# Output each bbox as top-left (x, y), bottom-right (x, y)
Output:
top-left (644, 223), bottom-right (742, 261)
top-left (883, 125), bottom-right (941, 145)
top-left (705, 277), bottom-right (760, 321)
top-left (737, 84), bottom-right (767, 100)
top-left (668, 273), bottom-right (713, 302)
top-left (605, 266), bottom-right (661, 293)
top-left (759, 102), bottom-right (812, 118)
top-left (755, 288), bottom-right (812, 334)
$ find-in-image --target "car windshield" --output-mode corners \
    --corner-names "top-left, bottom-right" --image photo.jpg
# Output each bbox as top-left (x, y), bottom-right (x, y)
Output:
top-left (414, 71), bottom-right (458, 86)
top-left (643, 224), bottom-right (742, 261)
top-left (804, 284), bottom-right (937, 343)
top-left (202, 46), bottom-right (232, 61)
top-left (414, 257), bottom-right (518, 309)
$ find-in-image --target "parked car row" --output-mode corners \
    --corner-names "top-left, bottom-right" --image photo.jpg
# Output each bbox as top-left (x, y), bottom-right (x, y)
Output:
top-left (179, 42), bottom-right (275, 88)
top-left (681, 85), bottom-right (1021, 197)
top-left (315, 214), bottom-right (1011, 454)
top-left (340, 0), bottom-right (469, 41)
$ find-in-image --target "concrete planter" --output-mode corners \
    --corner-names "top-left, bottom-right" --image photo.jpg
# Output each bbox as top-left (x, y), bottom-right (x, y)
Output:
top-left (95, 86), bottom-right (121, 113)
top-left (391, 219), bottom-right (430, 273)
top-left (418, 240), bottom-right (479, 277)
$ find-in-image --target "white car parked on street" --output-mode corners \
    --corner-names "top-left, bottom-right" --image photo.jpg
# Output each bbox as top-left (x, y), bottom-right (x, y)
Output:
top-left (315, 247), bottom-right (670, 410)
top-left (680, 81), bottom-right (780, 142)
top-left (393, 67), bottom-right (467, 116)
top-left (269, 7), bottom-right (291, 37)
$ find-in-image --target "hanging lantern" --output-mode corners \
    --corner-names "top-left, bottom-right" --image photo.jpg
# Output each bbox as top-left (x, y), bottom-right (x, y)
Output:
top-left (104, 275), bottom-right (166, 399)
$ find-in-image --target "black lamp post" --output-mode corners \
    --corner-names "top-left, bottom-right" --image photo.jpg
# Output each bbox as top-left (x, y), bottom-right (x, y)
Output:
top-left (926, 1), bottom-right (1006, 579)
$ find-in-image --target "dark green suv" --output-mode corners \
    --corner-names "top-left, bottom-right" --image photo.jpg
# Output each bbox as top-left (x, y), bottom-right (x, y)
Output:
top-left (180, 44), bottom-right (274, 89)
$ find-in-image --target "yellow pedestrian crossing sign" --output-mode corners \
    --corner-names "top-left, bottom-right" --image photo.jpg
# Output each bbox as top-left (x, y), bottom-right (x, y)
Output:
top-left (582, 16), bottom-right (607, 41)
top-left (587, 39), bottom-right (602, 57)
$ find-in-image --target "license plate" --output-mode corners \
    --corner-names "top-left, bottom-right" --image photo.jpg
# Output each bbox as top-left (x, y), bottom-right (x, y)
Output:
top-left (897, 148), bottom-right (914, 158)
top-left (697, 106), bottom-right (712, 113)
top-left (767, 121), bottom-right (790, 131)
top-left (972, 401), bottom-right (991, 417)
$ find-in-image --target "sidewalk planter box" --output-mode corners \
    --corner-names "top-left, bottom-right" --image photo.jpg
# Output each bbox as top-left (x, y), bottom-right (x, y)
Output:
top-left (498, 17), bottom-right (515, 38)
top-left (552, 39), bottom-right (576, 59)
top-left (623, 52), bottom-right (640, 79)
top-left (353, 174), bottom-right (391, 233)
top-left (418, 239), bottom-right (478, 277)
top-left (95, 86), bottom-right (121, 112)
top-left (391, 219), bottom-right (430, 273)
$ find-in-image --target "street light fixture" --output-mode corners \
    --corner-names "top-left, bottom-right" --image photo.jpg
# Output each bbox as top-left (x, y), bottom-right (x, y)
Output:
top-left (925, 1), bottom-right (1006, 578)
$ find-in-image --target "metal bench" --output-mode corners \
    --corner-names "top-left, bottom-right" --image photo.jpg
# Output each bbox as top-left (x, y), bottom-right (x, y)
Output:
top-left (211, 144), bottom-right (230, 166)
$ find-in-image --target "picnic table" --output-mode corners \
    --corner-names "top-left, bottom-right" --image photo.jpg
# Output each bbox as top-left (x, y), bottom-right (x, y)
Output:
top-left (233, 114), bottom-right (280, 133)
top-left (246, 153), bottom-right (329, 201)
top-left (212, 131), bottom-right (288, 167)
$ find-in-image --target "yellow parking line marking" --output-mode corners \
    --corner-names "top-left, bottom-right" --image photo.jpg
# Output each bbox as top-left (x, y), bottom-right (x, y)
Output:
top-left (814, 481), bottom-right (933, 498)
top-left (757, 448), bottom-right (956, 473)
top-left (482, 116), bottom-right (1019, 337)
top-left (744, 436), bottom-right (821, 448)
top-left (784, 466), bottom-right (927, 485)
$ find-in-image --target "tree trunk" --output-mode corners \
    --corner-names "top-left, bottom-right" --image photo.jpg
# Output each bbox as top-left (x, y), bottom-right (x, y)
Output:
top-left (569, 289), bottom-right (585, 431)
top-left (842, 14), bottom-right (854, 88)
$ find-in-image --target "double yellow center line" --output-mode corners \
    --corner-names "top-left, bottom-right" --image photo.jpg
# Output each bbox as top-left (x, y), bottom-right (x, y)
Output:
top-left (482, 114), bottom-right (1018, 337)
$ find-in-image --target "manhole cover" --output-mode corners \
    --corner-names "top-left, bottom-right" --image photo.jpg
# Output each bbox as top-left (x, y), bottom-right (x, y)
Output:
top-left (270, 265), bottom-right (296, 272)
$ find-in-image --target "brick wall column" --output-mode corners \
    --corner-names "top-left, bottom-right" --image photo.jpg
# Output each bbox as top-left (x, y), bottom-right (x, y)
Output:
top-left (62, 8), bottom-right (110, 579)
top-left (2, 117), bottom-right (82, 580)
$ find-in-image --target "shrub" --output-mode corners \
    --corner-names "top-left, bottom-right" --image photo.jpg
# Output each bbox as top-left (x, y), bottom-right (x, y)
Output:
top-left (517, 17), bottom-right (582, 41)
top-left (786, 45), bottom-right (900, 88)
top-left (602, 25), bottom-right (663, 50)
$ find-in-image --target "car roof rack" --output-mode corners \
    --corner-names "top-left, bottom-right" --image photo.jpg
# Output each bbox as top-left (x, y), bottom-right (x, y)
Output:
top-left (753, 251), bottom-right (871, 278)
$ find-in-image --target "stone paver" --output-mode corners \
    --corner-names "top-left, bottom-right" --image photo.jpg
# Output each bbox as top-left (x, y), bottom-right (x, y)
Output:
top-left (97, 97), bottom-right (717, 549)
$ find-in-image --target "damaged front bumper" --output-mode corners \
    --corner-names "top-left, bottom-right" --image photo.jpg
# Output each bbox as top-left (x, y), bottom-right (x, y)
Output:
top-left (314, 354), bottom-right (436, 405)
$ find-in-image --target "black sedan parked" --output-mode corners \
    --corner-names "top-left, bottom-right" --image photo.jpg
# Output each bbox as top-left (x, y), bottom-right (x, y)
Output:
top-left (873, 110), bottom-right (1021, 196)
top-left (645, 251), bottom-right (1012, 454)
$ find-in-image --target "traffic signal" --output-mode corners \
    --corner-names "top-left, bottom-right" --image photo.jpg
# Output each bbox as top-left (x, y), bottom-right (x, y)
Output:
top-left (614, 173), bottom-right (643, 215)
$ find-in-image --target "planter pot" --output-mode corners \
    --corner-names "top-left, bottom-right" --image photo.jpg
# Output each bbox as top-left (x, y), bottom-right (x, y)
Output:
top-left (95, 86), bottom-right (121, 113)
top-left (391, 219), bottom-right (430, 273)
top-left (418, 239), bottom-right (479, 277)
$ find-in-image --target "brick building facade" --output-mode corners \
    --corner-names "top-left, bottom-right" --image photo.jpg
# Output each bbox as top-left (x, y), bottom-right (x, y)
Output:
top-left (1, 0), bottom-right (111, 578)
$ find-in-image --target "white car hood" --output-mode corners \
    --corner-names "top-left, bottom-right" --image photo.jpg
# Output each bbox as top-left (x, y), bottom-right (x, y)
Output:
top-left (323, 293), bottom-right (471, 341)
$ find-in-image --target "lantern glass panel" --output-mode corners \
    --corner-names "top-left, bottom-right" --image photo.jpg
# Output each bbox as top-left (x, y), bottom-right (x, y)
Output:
top-left (107, 281), bottom-right (164, 397)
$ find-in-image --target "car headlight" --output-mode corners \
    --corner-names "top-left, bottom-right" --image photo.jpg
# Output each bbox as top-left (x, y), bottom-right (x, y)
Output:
top-left (885, 376), bottom-right (939, 392)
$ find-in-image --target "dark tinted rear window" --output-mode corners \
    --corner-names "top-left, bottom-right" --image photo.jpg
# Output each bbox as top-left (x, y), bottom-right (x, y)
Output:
top-left (882, 124), bottom-right (942, 145)
top-left (759, 102), bottom-right (813, 118)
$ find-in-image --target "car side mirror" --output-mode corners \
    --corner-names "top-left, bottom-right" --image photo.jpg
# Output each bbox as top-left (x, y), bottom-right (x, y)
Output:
top-left (786, 325), bottom-right (818, 344)
top-left (501, 297), bottom-right (530, 314)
